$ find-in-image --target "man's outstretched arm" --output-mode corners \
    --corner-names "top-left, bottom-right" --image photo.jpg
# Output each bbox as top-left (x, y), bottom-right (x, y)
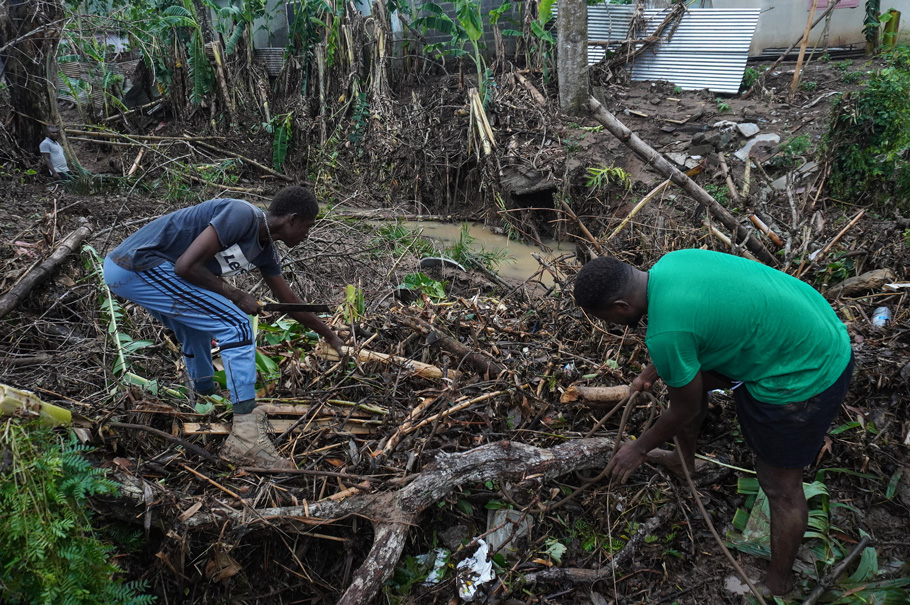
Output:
top-left (605, 373), bottom-right (704, 483)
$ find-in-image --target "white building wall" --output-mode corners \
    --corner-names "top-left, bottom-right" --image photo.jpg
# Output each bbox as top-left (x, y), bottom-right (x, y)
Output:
top-left (704, 0), bottom-right (910, 55)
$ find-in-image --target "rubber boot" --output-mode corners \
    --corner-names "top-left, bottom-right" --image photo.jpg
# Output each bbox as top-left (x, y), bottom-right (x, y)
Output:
top-left (221, 408), bottom-right (295, 470)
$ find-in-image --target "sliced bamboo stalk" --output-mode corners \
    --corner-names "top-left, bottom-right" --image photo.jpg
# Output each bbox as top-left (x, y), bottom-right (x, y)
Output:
top-left (791, 0), bottom-right (820, 98)
top-left (704, 219), bottom-right (759, 261)
top-left (748, 214), bottom-right (785, 248)
top-left (742, 0), bottom-right (843, 99)
top-left (796, 209), bottom-right (865, 279)
top-left (127, 148), bottom-right (145, 176)
top-left (609, 178), bottom-right (670, 240)
top-left (1, 383), bottom-right (72, 426)
top-left (469, 88), bottom-right (495, 156)
top-left (717, 153), bottom-right (784, 248)
top-left (609, 165), bottom-right (702, 240)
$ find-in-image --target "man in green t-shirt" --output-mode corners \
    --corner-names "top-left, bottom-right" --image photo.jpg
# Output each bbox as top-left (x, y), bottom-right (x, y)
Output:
top-left (573, 249), bottom-right (853, 597)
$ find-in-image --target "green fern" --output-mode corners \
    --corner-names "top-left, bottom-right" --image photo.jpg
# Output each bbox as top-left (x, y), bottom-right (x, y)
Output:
top-left (0, 422), bottom-right (155, 605)
top-left (585, 165), bottom-right (632, 191)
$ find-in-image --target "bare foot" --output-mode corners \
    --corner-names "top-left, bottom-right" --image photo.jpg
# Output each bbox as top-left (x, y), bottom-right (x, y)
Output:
top-left (645, 448), bottom-right (702, 479)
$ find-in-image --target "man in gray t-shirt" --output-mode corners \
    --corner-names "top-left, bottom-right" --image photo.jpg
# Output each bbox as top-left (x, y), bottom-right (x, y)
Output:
top-left (39, 126), bottom-right (71, 180)
top-left (104, 187), bottom-right (345, 470)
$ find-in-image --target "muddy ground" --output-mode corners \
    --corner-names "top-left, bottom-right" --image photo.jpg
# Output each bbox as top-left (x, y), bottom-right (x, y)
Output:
top-left (1, 52), bottom-right (908, 605)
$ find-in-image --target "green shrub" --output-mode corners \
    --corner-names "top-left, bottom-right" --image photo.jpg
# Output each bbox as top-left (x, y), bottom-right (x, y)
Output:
top-left (740, 66), bottom-right (761, 90)
top-left (0, 422), bottom-right (154, 605)
top-left (800, 80), bottom-right (818, 91)
top-left (823, 61), bottom-right (910, 208)
top-left (882, 43), bottom-right (910, 69)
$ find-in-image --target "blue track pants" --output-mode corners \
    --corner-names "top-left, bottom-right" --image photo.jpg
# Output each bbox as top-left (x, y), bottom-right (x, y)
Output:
top-left (103, 257), bottom-right (257, 405)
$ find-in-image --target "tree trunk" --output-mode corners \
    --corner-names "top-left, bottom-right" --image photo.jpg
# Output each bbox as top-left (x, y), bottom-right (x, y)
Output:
top-left (0, 0), bottom-right (64, 157)
top-left (557, 0), bottom-right (588, 115)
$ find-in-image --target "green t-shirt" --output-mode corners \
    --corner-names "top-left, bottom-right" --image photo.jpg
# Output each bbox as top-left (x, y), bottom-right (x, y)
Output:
top-left (646, 249), bottom-right (851, 404)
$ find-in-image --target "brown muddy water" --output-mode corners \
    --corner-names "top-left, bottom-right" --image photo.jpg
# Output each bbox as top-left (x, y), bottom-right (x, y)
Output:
top-left (398, 221), bottom-right (577, 287)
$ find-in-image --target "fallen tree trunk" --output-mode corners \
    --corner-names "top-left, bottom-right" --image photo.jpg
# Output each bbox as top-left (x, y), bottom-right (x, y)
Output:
top-left (0, 224), bottom-right (92, 318)
top-left (586, 97), bottom-right (778, 267)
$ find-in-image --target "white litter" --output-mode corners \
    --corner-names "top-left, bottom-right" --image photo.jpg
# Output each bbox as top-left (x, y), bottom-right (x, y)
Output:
top-left (456, 539), bottom-right (495, 601)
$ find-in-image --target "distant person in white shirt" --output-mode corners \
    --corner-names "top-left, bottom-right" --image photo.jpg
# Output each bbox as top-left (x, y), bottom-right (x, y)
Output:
top-left (39, 126), bottom-right (71, 180)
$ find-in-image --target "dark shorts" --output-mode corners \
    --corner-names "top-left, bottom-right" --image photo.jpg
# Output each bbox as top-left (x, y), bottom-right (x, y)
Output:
top-left (732, 352), bottom-right (855, 469)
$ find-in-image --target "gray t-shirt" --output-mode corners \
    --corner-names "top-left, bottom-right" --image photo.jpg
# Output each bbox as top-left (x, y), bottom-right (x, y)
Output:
top-left (108, 198), bottom-right (281, 276)
top-left (39, 138), bottom-right (69, 173)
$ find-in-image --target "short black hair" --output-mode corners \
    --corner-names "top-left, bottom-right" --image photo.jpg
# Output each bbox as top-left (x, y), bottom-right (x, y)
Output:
top-left (270, 186), bottom-right (319, 220)
top-left (573, 257), bottom-right (634, 311)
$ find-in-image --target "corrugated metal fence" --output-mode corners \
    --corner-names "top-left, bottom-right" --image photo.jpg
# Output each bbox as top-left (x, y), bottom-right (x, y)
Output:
top-left (569, 5), bottom-right (761, 94)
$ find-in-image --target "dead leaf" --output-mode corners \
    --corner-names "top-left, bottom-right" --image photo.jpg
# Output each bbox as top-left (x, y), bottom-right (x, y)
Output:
top-left (178, 500), bottom-right (204, 523)
top-left (814, 436), bottom-right (833, 465)
top-left (112, 457), bottom-right (134, 471)
top-left (205, 548), bottom-right (242, 582)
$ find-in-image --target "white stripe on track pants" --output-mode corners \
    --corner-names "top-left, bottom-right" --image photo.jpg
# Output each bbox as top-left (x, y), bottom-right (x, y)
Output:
top-left (103, 257), bottom-right (257, 405)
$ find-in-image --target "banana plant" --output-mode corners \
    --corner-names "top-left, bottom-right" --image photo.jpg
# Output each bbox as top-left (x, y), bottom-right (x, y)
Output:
top-left (160, 0), bottom-right (215, 104)
top-left (413, 0), bottom-right (490, 102)
top-left (203, 0), bottom-right (270, 57)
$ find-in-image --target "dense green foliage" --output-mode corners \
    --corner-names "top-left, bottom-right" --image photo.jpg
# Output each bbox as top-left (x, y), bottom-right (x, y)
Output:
top-left (0, 422), bottom-right (154, 605)
top-left (823, 45), bottom-right (910, 209)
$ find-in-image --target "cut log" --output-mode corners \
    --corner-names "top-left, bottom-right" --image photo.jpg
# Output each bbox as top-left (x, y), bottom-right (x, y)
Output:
top-left (586, 97), bottom-right (778, 266)
top-left (0, 224), bottom-right (92, 319)
top-left (825, 269), bottom-right (896, 300)
top-left (315, 344), bottom-right (462, 381)
top-left (560, 384), bottom-right (630, 405)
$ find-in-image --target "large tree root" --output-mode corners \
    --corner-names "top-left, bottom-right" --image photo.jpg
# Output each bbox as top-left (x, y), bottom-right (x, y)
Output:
top-left (157, 438), bottom-right (619, 604)
top-left (103, 438), bottom-right (740, 604)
